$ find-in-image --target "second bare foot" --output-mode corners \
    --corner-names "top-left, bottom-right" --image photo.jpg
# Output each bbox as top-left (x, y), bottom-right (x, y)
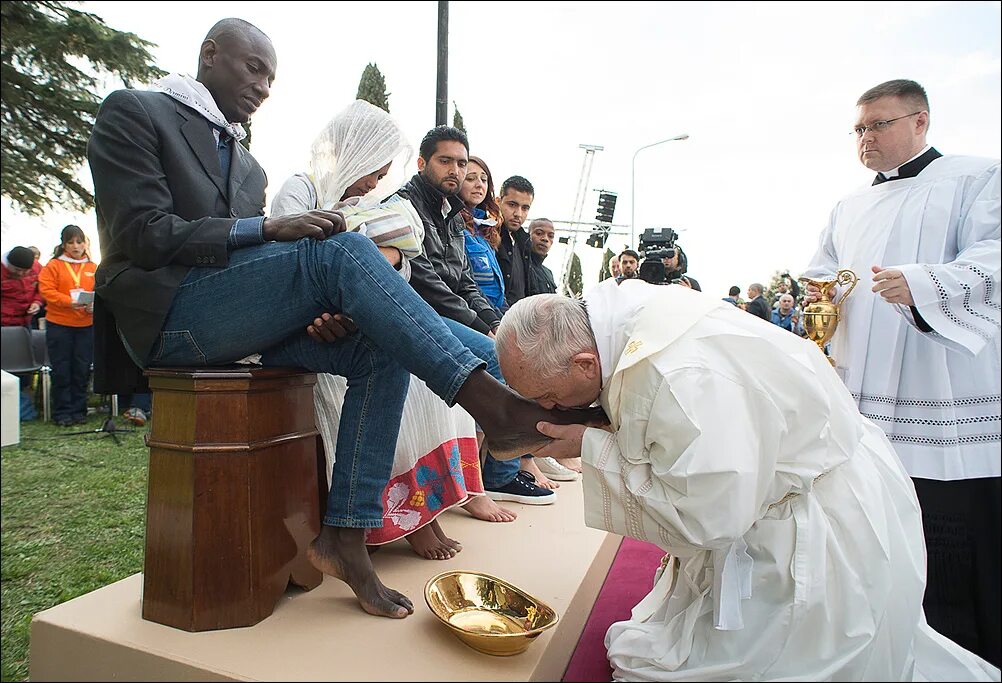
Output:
top-left (405, 523), bottom-right (459, 560)
top-left (462, 494), bottom-right (517, 522)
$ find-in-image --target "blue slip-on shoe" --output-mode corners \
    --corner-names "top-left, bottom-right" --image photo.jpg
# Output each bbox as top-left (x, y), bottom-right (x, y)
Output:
top-left (485, 470), bottom-right (557, 505)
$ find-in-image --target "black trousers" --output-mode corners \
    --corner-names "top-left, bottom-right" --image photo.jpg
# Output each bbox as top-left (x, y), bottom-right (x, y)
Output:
top-left (45, 322), bottom-right (93, 422)
top-left (913, 476), bottom-right (1001, 667)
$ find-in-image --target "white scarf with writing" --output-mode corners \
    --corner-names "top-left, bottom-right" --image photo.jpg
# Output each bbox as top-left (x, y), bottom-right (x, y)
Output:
top-left (151, 73), bottom-right (247, 141)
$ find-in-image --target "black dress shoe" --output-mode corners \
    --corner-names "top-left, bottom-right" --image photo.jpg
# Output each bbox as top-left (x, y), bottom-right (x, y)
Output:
top-left (54, 418), bottom-right (74, 427)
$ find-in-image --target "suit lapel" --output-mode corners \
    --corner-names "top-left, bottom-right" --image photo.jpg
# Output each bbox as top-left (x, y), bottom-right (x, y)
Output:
top-left (227, 139), bottom-right (252, 205)
top-left (175, 101), bottom-right (228, 199)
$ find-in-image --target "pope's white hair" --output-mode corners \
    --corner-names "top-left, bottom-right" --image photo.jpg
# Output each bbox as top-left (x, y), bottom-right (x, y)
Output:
top-left (496, 294), bottom-right (596, 379)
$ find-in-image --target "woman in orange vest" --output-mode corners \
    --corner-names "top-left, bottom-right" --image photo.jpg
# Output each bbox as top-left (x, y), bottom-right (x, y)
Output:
top-left (38, 225), bottom-right (98, 426)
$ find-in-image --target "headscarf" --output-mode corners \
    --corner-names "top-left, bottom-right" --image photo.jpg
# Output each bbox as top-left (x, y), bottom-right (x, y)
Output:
top-left (309, 100), bottom-right (413, 210)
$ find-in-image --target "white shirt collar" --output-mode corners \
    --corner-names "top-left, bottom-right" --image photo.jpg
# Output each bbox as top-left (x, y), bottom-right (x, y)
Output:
top-left (882, 144), bottom-right (931, 179)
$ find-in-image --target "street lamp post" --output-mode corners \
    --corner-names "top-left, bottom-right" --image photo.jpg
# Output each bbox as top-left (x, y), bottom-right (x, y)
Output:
top-left (630, 134), bottom-right (689, 247)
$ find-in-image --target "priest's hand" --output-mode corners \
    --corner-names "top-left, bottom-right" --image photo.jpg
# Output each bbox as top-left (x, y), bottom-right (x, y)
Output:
top-left (534, 422), bottom-right (586, 460)
top-left (804, 282), bottom-right (822, 304)
top-left (871, 265), bottom-right (914, 306)
top-left (307, 312), bottom-right (358, 342)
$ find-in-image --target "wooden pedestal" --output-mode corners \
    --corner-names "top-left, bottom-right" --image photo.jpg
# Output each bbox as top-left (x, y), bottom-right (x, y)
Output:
top-left (142, 367), bottom-right (323, 632)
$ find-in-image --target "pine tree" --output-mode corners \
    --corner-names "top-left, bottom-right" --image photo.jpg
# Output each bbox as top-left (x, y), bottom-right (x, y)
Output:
top-left (356, 63), bottom-right (390, 112)
top-left (452, 101), bottom-right (466, 134)
top-left (565, 252), bottom-right (584, 298)
top-left (598, 247), bottom-right (614, 281)
top-left (1, 1), bottom-right (164, 215)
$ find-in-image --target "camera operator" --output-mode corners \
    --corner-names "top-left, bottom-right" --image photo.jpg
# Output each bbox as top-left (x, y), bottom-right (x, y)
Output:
top-left (661, 244), bottom-right (701, 291)
top-left (635, 228), bottom-right (700, 290)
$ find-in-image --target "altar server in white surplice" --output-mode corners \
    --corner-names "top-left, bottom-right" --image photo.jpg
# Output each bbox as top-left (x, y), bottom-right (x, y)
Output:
top-left (495, 285), bottom-right (999, 682)
top-left (803, 79), bottom-right (1000, 667)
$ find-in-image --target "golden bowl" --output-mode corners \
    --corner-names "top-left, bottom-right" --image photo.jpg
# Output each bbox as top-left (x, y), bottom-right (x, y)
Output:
top-left (424, 570), bottom-right (559, 656)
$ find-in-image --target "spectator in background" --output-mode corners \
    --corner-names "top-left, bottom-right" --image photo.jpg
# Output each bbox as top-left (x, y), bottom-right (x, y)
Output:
top-left (773, 273), bottom-right (801, 308)
top-left (527, 218), bottom-right (557, 295)
top-left (723, 285), bottom-right (741, 306)
top-left (460, 155), bottom-right (506, 312)
top-left (26, 246), bottom-right (45, 327)
top-left (495, 175), bottom-right (534, 310)
top-left (771, 293), bottom-right (801, 334)
top-left (2, 246), bottom-right (42, 327)
top-left (2, 246), bottom-right (44, 421)
top-left (745, 282), bottom-right (771, 321)
top-left (610, 254), bottom-right (621, 279)
top-left (38, 225), bottom-right (97, 426)
top-left (616, 249), bottom-right (640, 283)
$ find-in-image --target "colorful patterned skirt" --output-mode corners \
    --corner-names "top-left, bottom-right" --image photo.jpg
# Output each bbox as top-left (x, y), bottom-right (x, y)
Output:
top-left (314, 373), bottom-right (483, 545)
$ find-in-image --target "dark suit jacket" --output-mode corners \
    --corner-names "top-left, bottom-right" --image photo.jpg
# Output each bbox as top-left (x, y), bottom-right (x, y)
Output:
top-left (87, 89), bottom-right (267, 393)
top-left (746, 296), bottom-right (771, 321)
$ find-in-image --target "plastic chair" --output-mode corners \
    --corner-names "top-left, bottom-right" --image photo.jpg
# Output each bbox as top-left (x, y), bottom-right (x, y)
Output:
top-left (30, 329), bottom-right (52, 422)
top-left (1, 326), bottom-right (40, 375)
top-left (1, 326), bottom-right (42, 422)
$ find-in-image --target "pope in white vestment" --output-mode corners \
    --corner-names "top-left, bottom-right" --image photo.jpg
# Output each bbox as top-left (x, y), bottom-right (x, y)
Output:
top-left (495, 284), bottom-right (999, 682)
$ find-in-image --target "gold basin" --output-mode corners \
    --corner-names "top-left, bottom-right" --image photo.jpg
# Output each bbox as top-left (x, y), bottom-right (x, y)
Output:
top-left (424, 570), bottom-right (559, 656)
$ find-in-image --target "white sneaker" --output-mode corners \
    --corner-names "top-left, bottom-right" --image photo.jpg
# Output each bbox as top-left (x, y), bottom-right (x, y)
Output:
top-left (535, 456), bottom-right (580, 481)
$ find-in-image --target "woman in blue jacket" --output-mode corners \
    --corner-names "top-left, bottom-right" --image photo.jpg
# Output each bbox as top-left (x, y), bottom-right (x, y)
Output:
top-left (459, 156), bottom-right (505, 312)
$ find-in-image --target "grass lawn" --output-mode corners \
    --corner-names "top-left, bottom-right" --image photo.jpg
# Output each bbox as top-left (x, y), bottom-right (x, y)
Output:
top-left (1, 412), bottom-right (148, 682)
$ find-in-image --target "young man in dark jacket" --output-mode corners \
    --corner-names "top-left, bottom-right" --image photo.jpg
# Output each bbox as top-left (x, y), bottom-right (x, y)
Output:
top-left (495, 176), bottom-right (535, 310)
top-left (394, 128), bottom-right (555, 506)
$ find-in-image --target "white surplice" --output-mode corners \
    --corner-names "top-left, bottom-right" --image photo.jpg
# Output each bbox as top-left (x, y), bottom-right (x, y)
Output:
top-left (581, 281), bottom-right (999, 682)
top-left (803, 155), bottom-right (1000, 481)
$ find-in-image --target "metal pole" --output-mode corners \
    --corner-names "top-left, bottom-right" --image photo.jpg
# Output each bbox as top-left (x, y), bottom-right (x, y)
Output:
top-left (630, 134), bottom-right (689, 247)
top-left (436, 1), bottom-right (449, 126)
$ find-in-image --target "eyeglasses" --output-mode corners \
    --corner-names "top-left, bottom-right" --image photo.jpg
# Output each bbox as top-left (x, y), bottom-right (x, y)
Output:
top-left (852, 112), bottom-right (924, 137)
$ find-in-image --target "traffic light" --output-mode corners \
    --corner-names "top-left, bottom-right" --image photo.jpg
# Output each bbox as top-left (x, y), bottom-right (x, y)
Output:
top-left (588, 191), bottom-right (617, 248)
top-left (595, 192), bottom-right (618, 225)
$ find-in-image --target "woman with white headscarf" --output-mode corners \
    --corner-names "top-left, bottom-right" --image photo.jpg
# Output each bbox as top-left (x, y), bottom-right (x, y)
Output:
top-left (271, 100), bottom-right (485, 560)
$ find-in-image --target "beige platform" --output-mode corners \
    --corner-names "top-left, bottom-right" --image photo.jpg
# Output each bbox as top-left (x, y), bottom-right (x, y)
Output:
top-left (30, 481), bottom-right (621, 681)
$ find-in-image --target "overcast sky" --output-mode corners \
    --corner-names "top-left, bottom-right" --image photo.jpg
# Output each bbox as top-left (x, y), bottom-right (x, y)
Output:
top-left (2, 1), bottom-right (999, 297)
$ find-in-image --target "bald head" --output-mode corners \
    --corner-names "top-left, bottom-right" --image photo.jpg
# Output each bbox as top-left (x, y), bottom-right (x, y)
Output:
top-left (197, 18), bottom-right (276, 123)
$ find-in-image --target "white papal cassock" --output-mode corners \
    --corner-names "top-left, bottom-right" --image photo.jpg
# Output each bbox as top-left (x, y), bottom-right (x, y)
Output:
top-left (803, 154), bottom-right (1000, 481)
top-left (581, 282), bottom-right (999, 681)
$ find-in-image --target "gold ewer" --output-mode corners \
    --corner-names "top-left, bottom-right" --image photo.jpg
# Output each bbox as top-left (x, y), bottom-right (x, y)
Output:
top-left (798, 269), bottom-right (859, 366)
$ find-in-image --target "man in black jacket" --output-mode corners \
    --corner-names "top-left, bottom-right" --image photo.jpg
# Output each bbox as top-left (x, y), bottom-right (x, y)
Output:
top-left (527, 218), bottom-right (557, 295)
top-left (495, 176), bottom-right (535, 310)
top-left (394, 127), bottom-right (500, 336)
top-left (745, 282), bottom-right (771, 320)
top-left (394, 129), bottom-right (556, 506)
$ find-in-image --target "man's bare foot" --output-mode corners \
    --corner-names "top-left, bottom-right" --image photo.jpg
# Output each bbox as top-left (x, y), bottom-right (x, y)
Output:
top-left (455, 370), bottom-right (609, 461)
top-left (405, 523), bottom-right (459, 560)
top-left (430, 519), bottom-right (462, 552)
top-left (462, 494), bottom-right (517, 522)
top-left (563, 457), bottom-right (583, 473)
top-left (520, 457), bottom-right (559, 489)
top-left (307, 526), bottom-right (413, 618)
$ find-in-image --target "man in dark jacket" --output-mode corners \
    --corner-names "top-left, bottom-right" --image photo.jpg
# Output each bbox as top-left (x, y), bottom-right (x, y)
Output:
top-left (393, 127), bottom-right (500, 336)
top-left (394, 128), bottom-right (556, 507)
top-left (745, 282), bottom-right (771, 320)
top-left (527, 218), bottom-right (557, 295)
top-left (495, 176), bottom-right (535, 309)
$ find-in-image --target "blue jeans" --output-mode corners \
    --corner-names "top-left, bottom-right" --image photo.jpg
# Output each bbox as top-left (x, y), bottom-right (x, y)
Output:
top-left (438, 318), bottom-right (520, 490)
top-left (149, 234), bottom-right (485, 528)
top-left (46, 322), bottom-right (93, 422)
